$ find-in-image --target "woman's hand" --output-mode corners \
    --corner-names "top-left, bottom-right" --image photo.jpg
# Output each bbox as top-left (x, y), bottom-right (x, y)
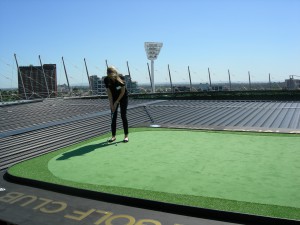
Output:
top-left (113, 101), bottom-right (119, 110)
top-left (111, 101), bottom-right (119, 113)
top-left (111, 104), bottom-right (115, 113)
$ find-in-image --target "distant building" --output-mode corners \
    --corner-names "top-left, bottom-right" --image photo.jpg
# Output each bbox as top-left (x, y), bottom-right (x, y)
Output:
top-left (89, 75), bottom-right (106, 95)
top-left (198, 83), bottom-right (225, 91)
top-left (198, 83), bottom-right (210, 91)
top-left (57, 84), bottom-right (69, 93)
top-left (173, 86), bottom-right (190, 92)
top-left (211, 85), bottom-right (223, 91)
top-left (18, 64), bottom-right (57, 99)
top-left (124, 75), bottom-right (138, 93)
top-left (89, 75), bottom-right (139, 95)
top-left (285, 77), bottom-right (300, 90)
top-left (89, 75), bottom-right (99, 94)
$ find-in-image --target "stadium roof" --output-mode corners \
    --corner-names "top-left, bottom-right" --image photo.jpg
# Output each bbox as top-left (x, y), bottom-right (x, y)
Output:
top-left (1, 98), bottom-right (300, 225)
top-left (1, 98), bottom-right (300, 170)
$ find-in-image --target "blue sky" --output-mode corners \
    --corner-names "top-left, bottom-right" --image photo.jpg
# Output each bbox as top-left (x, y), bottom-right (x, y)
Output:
top-left (0, 0), bottom-right (299, 88)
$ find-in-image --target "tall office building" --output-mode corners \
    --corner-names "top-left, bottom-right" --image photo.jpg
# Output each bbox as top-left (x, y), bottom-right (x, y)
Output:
top-left (89, 75), bottom-right (106, 95)
top-left (18, 64), bottom-right (57, 99)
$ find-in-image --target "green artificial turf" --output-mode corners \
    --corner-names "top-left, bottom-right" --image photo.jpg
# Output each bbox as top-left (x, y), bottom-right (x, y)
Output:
top-left (8, 127), bottom-right (300, 220)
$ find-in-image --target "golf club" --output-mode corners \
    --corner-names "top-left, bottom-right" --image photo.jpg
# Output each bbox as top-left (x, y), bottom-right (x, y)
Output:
top-left (107, 111), bottom-right (114, 144)
top-left (107, 103), bottom-right (119, 146)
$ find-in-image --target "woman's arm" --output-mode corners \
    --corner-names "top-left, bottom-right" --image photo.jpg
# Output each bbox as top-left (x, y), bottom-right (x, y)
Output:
top-left (113, 86), bottom-right (125, 108)
top-left (106, 88), bottom-right (115, 112)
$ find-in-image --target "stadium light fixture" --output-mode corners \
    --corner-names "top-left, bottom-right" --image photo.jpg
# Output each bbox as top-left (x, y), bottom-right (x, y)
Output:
top-left (144, 42), bottom-right (163, 93)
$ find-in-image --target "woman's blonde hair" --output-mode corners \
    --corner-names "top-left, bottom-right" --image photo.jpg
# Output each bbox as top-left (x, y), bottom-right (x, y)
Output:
top-left (107, 66), bottom-right (124, 84)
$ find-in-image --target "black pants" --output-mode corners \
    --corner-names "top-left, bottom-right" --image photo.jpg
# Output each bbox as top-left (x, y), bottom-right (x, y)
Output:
top-left (111, 97), bottom-right (128, 136)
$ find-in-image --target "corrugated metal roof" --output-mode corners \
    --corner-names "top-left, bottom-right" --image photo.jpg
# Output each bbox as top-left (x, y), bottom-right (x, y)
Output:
top-left (146, 100), bottom-right (300, 131)
top-left (0, 99), bottom-right (157, 169)
top-left (1, 99), bottom-right (300, 170)
top-left (0, 98), bottom-right (155, 133)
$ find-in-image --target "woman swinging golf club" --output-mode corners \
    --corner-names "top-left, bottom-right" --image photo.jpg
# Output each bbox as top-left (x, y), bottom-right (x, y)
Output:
top-left (104, 66), bottom-right (129, 143)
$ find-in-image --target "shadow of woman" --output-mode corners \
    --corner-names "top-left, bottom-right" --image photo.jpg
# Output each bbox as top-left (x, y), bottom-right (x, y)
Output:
top-left (56, 141), bottom-right (113, 161)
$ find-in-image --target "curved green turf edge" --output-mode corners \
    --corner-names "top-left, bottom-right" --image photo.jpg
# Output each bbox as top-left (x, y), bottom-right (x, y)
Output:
top-left (7, 128), bottom-right (300, 220)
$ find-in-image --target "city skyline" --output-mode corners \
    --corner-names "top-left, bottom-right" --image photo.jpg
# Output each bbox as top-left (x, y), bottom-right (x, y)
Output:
top-left (1, 0), bottom-right (299, 89)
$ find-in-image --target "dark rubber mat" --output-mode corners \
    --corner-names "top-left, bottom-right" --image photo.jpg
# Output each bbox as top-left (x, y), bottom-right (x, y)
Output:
top-left (1, 171), bottom-right (239, 225)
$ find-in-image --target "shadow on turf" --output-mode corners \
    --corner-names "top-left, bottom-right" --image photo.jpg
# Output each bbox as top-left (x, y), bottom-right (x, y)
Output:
top-left (56, 141), bottom-right (122, 160)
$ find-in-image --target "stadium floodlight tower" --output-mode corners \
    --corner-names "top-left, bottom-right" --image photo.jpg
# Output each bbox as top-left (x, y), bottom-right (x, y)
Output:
top-left (144, 42), bottom-right (163, 93)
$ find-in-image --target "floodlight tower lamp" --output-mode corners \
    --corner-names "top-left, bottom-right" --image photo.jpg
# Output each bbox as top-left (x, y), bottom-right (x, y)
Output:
top-left (144, 42), bottom-right (163, 93)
